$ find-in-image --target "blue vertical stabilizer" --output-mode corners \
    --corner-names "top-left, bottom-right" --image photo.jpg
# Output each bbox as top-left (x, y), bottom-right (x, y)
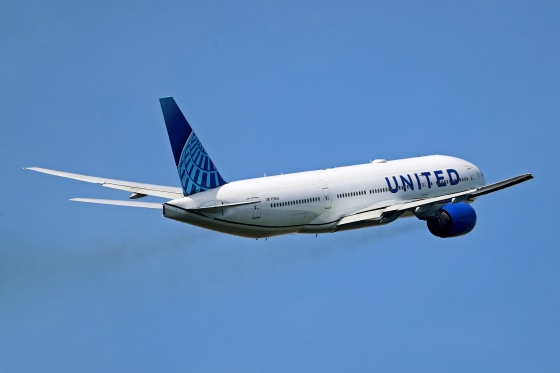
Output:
top-left (159, 97), bottom-right (227, 196)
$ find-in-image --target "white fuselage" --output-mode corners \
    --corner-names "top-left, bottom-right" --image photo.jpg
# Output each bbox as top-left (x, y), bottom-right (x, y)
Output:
top-left (163, 155), bottom-right (486, 238)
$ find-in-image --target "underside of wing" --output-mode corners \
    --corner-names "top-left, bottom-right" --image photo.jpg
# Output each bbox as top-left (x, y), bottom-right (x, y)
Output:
top-left (26, 167), bottom-right (184, 199)
top-left (338, 173), bottom-right (533, 227)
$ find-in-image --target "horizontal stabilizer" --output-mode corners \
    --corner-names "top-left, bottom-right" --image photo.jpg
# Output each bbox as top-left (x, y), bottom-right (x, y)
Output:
top-left (71, 198), bottom-right (162, 209)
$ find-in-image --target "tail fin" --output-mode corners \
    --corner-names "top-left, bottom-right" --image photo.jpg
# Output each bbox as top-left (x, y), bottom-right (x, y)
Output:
top-left (159, 97), bottom-right (227, 196)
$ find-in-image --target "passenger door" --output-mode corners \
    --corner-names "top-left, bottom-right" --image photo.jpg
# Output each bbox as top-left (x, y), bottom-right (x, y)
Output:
top-left (322, 187), bottom-right (332, 209)
top-left (251, 198), bottom-right (261, 219)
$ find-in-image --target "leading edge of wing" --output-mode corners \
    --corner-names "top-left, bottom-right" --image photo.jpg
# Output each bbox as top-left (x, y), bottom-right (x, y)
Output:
top-left (26, 167), bottom-right (184, 199)
top-left (338, 173), bottom-right (534, 226)
top-left (469, 173), bottom-right (534, 198)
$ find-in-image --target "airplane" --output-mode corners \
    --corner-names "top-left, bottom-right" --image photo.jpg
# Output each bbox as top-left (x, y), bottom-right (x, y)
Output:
top-left (26, 97), bottom-right (533, 239)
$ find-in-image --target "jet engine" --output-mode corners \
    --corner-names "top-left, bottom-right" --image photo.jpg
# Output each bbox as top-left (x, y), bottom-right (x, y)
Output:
top-left (427, 202), bottom-right (477, 238)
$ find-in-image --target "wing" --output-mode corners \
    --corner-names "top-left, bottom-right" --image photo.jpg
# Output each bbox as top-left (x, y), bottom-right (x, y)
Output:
top-left (26, 167), bottom-right (184, 200)
top-left (338, 173), bottom-right (534, 227)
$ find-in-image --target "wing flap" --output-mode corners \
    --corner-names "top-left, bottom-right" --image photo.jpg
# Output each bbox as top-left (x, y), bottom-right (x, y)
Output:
top-left (26, 167), bottom-right (184, 199)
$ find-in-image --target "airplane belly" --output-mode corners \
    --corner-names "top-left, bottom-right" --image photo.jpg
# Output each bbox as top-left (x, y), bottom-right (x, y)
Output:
top-left (164, 203), bottom-right (301, 238)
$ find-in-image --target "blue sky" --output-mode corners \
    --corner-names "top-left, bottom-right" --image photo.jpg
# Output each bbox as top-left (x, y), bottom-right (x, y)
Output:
top-left (1, 1), bottom-right (558, 372)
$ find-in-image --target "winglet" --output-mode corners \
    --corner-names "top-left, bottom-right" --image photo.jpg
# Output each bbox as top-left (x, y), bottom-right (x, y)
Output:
top-left (159, 97), bottom-right (227, 196)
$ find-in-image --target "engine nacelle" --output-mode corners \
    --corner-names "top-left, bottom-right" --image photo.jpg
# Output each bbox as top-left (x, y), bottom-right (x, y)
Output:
top-left (427, 202), bottom-right (477, 238)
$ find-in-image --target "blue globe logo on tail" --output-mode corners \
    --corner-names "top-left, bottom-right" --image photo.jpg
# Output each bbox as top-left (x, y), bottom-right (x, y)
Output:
top-left (178, 132), bottom-right (226, 195)
top-left (160, 97), bottom-right (227, 196)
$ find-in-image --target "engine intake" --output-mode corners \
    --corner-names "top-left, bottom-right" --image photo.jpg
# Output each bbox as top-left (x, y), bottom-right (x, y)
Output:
top-left (427, 202), bottom-right (477, 238)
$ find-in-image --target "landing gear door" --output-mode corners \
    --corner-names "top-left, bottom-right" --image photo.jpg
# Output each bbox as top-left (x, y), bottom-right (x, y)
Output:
top-left (322, 187), bottom-right (332, 209)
